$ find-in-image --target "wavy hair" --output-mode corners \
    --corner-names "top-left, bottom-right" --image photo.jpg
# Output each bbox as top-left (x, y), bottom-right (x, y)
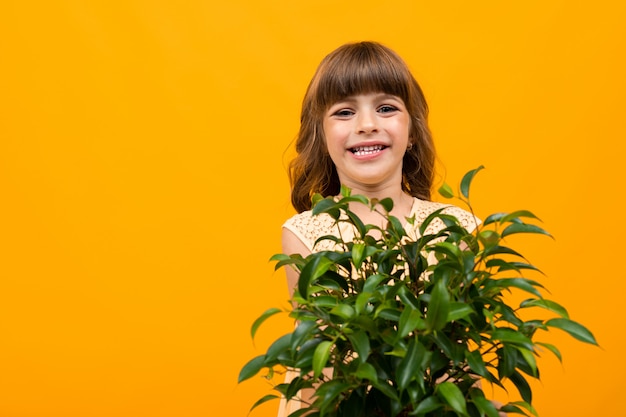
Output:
top-left (289, 41), bottom-right (436, 213)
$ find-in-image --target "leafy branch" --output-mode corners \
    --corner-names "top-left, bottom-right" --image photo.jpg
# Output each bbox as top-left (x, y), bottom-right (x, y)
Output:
top-left (240, 167), bottom-right (598, 417)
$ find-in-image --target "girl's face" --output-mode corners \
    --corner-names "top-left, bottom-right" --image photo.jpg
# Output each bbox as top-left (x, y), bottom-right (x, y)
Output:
top-left (323, 92), bottom-right (411, 192)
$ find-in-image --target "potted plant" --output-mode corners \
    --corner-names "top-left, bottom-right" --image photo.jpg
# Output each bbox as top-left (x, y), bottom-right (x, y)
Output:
top-left (239, 167), bottom-right (597, 417)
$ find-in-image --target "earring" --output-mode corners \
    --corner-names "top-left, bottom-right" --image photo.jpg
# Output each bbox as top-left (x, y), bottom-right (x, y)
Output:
top-left (407, 143), bottom-right (413, 150)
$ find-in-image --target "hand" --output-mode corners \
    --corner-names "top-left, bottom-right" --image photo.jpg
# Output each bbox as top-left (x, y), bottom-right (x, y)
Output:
top-left (490, 400), bottom-right (507, 417)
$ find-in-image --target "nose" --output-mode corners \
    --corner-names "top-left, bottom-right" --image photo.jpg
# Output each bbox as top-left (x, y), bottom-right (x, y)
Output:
top-left (356, 110), bottom-right (378, 134)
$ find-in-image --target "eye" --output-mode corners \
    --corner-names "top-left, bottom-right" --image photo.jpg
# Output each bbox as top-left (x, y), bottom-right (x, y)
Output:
top-left (378, 105), bottom-right (398, 114)
top-left (332, 109), bottom-right (354, 117)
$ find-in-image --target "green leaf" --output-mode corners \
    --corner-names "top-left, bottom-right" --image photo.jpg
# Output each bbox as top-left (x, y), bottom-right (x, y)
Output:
top-left (484, 278), bottom-right (543, 298)
top-left (447, 302), bottom-right (475, 322)
top-left (238, 355), bottom-right (266, 383)
top-left (481, 245), bottom-right (525, 259)
top-left (460, 165), bottom-right (485, 199)
top-left (339, 194), bottom-right (369, 205)
top-left (517, 347), bottom-right (538, 377)
top-left (430, 241), bottom-right (463, 260)
top-left (266, 334), bottom-right (292, 361)
top-left (397, 285), bottom-right (420, 310)
top-left (363, 273), bottom-right (388, 292)
top-left (545, 318), bottom-right (598, 345)
top-left (312, 340), bottom-right (333, 378)
top-left (418, 207), bottom-right (448, 236)
top-left (377, 308), bottom-right (401, 321)
top-left (510, 370), bottom-right (532, 403)
top-left (520, 298), bottom-right (569, 319)
top-left (269, 253), bottom-right (303, 270)
top-left (290, 320), bottom-right (318, 352)
top-left (311, 197), bottom-right (342, 218)
top-left (426, 279), bottom-right (450, 332)
top-left (248, 394), bottom-right (280, 412)
top-left (355, 292), bottom-right (372, 315)
top-left (483, 212), bottom-right (507, 226)
top-left (270, 253), bottom-right (291, 261)
top-left (486, 259), bottom-right (542, 274)
top-left (491, 328), bottom-right (534, 350)
top-left (501, 223), bottom-right (553, 239)
top-left (438, 183), bottom-right (455, 199)
top-left (478, 229), bottom-right (500, 247)
top-left (311, 193), bottom-right (324, 205)
top-left (351, 242), bottom-right (366, 269)
top-left (398, 306), bottom-right (424, 338)
top-left (352, 316), bottom-right (377, 335)
top-left (397, 338), bottom-right (424, 391)
top-left (499, 404), bottom-right (527, 415)
top-left (509, 400), bottom-right (539, 417)
top-left (347, 330), bottom-right (371, 363)
top-left (338, 389), bottom-right (365, 417)
top-left (370, 379), bottom-right (399, 402)
top-left (465, 350), bottom-right (490, 379)
top-left (355, 362), bottom-right (378, 381)
top-left (330, 304), bottom-right (355, 320)
top-left (346, 210), bottom-right (367, 238)
top-left (294, 339), bottom-right (322, 369)
top-left (311, 295), bottom-right (337, 307)
top-left (377, 197), bottom-right (394, 212)
top-left (536, 342), bottom-right (562, 362)
top-left (298, 256), bottom-right (334, 299)
top-left (470, 389), bottom-right (500, 417)
top-left (269, 253), bottom-right (291, 262)
top-left (315, 380), bottom-right (352, 413)
top-left (432, 332), bottom-right (458, 362)
top-left (497, 345), bottom-right (517, 378)
top-left (251, 308), bottom-right (282, 339)
top-left (386, 215), bottom-right (406, 238)
top-left (283, 377), bottom-right (311, 400)
top-left (437, 381), bottom-right (469, 416)
top-left (412, 395), bottom-right (443, 414)
top-left (500, 210), bottom-right (541, 223)
top-left (319, 270), bottom-right (350, 292)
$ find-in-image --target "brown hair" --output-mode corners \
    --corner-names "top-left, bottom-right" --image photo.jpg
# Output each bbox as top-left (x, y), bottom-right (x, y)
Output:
top-left (289, 41), bottom-right (436, 212)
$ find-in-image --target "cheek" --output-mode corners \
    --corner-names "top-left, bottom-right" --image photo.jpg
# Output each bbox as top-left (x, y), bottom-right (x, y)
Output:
top-left (399, 118), bottom-right (412, 141)
top-left (322, 126), bottom-right (349, 165)
top-left (390, 118), bottom-right (410, 139)
top-left (408, 116), bottom-right (420, 138)
top-left (323, 122), bottom-right (344, 148)
top-left (319, 119), bottom-right (335, 153)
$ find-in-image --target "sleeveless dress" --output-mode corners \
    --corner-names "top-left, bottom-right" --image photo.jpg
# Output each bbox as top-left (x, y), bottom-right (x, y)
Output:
top-left (276, 198), bottom-right (479, 417)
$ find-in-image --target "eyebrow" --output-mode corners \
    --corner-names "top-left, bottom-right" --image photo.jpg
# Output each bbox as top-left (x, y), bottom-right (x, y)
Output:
top-left (334, 93), bottom-right (401, 104)
top-left (375, 93), bottom-right (401, 100)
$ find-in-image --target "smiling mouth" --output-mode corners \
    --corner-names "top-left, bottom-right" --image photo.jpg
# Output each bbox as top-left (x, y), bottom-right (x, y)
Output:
top-left (350, 145), bottom-right (387, 156)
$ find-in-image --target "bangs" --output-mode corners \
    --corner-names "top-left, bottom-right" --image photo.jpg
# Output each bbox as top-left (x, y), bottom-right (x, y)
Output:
top-left (314, 43), bottom-right (411, 109)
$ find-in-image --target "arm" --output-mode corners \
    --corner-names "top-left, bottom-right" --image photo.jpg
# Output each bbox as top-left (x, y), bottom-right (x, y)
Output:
top-left (281, 227), bottom-right (327, 410)
top-left (281, 227), bottom-right (311, 301)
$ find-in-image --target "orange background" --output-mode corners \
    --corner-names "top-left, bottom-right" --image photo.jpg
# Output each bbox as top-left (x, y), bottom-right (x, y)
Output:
top-left (1, 1), bottom-right (624, 416)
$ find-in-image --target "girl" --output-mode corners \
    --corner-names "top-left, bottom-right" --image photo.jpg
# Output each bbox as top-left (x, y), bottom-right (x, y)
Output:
top-left (279, 41), bottom-right (499, 416)
top-left (283, 41), bottom-right (477, 296)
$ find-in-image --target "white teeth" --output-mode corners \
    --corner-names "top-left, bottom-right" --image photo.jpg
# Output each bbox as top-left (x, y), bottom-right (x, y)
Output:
top-left (352, 145), bottom-right (384, 156)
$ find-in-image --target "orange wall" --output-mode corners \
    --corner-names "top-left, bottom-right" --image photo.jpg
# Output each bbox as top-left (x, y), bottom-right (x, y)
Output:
top-left (0, 1), bottom-right (624, 416)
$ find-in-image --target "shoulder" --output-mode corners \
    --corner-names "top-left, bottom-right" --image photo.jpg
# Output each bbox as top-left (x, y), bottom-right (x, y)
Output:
top-left (410, 198), bottom-right (480, 235)
top-left (282, 210), bottom-right (337, 252)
